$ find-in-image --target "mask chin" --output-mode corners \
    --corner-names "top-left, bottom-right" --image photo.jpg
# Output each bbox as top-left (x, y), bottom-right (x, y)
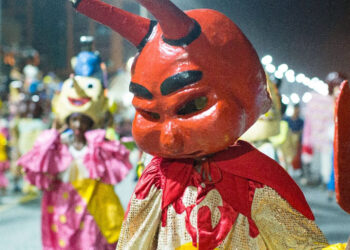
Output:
top-left (133, 95), bottom-right (244, 158)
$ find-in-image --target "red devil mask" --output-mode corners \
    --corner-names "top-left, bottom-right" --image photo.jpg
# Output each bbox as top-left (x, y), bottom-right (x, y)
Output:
top-left (74, 0), bottom-right (271, 158)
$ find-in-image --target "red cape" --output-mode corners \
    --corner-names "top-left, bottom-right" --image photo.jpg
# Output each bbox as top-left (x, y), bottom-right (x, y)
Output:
top-left (133, 140), bottom-right (314, 244)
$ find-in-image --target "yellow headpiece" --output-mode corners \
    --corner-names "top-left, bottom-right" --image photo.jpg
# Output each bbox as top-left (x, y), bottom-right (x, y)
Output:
top-left (241, 74), bottom-right (281, 142)
top-left (53, 75), bottom-right (108, 126)
top-left (53, 51), bottom-right (109, 126)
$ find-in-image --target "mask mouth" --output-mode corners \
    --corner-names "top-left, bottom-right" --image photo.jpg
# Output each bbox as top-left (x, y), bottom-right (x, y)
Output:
top-left (164, 150), bottom-right (204, 159)
top-left (68, 97), bottom-right (91, 106)
top-left (187, 150), bottom-right (203, 156)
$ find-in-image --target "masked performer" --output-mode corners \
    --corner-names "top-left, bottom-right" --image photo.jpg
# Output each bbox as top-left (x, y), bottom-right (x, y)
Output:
top-left (70, 0), bottom-right (343, 249)
top-left (302, 72), bottom-right (346, 186)
top-left (17, 51), bottom-right (132, 250)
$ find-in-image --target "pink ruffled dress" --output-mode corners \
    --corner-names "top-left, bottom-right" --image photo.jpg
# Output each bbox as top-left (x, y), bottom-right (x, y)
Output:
top-left (17, 129), bottom-right (132, 250)
top-left (0, 161), bottom-right (9, 188)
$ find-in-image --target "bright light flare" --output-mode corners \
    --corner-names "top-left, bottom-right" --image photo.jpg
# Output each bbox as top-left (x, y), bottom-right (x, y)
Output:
top-left (263, 55), bottom-right (326, 95)
top-left (296, 73), bottom-right (305, 83)
top-left (290, 93), bottom-right (300, 104)
top-left (302, 92), bottom-right (312, 103)
top-left (286, 74), bottom-right (295, 83)
top-left (278, 64), bottom-right (288, 73)
top-left (265, 64), bottom-right (276, 73)
top-left (285, 69), bottom-right (295, 78)
top-left (281, 94), bottom-right (290, 104)
top-left (274, 70), bottom-right (284, 79)
top-left (261, 55), bottom-right (273, 65)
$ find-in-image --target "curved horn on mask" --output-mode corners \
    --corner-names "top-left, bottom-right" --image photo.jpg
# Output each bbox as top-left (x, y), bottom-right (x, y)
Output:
top-left (74, 0), bottom-right (153, 48)
top-left (136, 0), bottom-right (197, 42)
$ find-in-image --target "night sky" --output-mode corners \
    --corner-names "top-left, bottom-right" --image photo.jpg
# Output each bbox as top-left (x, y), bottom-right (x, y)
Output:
top-left (172, 0), bottom-right (350, 81)
top-left (6, 0), bottom-right (348, 96)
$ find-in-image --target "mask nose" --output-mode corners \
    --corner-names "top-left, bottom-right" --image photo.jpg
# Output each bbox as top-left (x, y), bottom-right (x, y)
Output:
top-left (72, 77), bottom-right (88, 97)
top-left (160, 122), bottom-right (184, 154)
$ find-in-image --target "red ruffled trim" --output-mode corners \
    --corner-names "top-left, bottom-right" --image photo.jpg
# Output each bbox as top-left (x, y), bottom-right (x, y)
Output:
top-left (134, 157), bottom-right (163, 200)
top-left (124, 157), bottom-right (162, 217)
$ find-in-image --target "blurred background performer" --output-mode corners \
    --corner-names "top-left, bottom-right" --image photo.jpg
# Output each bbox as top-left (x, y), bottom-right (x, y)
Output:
top-left (17, 51), bottom-right (132, 250)
top-left (302, 72), bottom-right (347, 187)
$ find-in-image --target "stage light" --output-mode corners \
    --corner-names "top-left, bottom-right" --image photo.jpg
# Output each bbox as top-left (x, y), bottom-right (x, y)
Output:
top-left (303, 77), bottom-right (311, 87)
top-left (281, 94), bottom-right (290, 104)
top-left (296, 73), bottom-right (305, 83)
top-left (286, 74), bottom-right (295, 83)
top-left (302, 92), bottom-right (312, 103)
top-left (290, 93), bottom-right (300, 104)
top-left (265, 63), bottom-right (276, 73)
top-left (285, 69), bottom-right (295, 78)
top-left (277, 64), bottom-right (288, 73)
top-left (261, 55), bottom-right (325, 95)
top-left (261, 55), bottom-right (273, 65)
top-left (274, 70), bottom-right (284, 79)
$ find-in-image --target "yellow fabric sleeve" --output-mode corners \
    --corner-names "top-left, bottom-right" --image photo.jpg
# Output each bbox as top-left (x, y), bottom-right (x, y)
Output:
top-left (323, 243), bottom-right (347, 250)
top-left (0, 133), bottom-right (7, 161)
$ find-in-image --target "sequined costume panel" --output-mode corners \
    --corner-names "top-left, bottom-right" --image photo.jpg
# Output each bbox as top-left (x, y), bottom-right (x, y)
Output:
top-left (157, 186), bottom-right (196, 248)
top-left (159, 186), bottom-right (268, 250)
top-left (117, 143), bottom-right (330, 250)
top-left (118, 183), bottom-right (328, 250)
top-left (118, 184), bottom-right (267, 250)
top-left (117, 185), bottom-right (163, 250)
top-left (252, 186), bottom-right (328, 250)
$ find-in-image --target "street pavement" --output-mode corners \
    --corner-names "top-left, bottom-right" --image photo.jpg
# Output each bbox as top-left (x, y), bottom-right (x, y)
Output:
top-left (0, 176), bottom-right (349, 249)
top-left (302, 184), bottom-right (350, 243)
top-left (0, 170), bottom-right (137, 250)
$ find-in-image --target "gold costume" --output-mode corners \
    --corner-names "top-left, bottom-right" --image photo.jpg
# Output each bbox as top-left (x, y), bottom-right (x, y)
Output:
top-left (118, 184), bottom-right (328, 250)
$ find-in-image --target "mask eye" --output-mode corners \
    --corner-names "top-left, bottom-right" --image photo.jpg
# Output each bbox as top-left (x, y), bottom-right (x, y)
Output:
top-left (177, 96), bottom-right (208, 116)
top-left (87, 83), bottom-right (94, 89)
top-left (139, 109), bottom-right (160, 121)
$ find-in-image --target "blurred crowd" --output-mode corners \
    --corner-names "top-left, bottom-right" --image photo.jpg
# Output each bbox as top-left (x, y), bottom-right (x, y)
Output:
top-left (242, 72), bottom-right (347, 202)
top-left (0, 37), bottom-right (141, 204)
top-left (0, 37), bottom-right (346, 206)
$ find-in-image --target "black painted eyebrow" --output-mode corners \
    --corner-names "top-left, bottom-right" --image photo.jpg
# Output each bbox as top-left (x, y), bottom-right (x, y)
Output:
top-left (160, 70), bottom-right (203, 96)
top-left (129, 82), bottom-right (153, 100)
top-left (137, 20), bottom-right (158, 51)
